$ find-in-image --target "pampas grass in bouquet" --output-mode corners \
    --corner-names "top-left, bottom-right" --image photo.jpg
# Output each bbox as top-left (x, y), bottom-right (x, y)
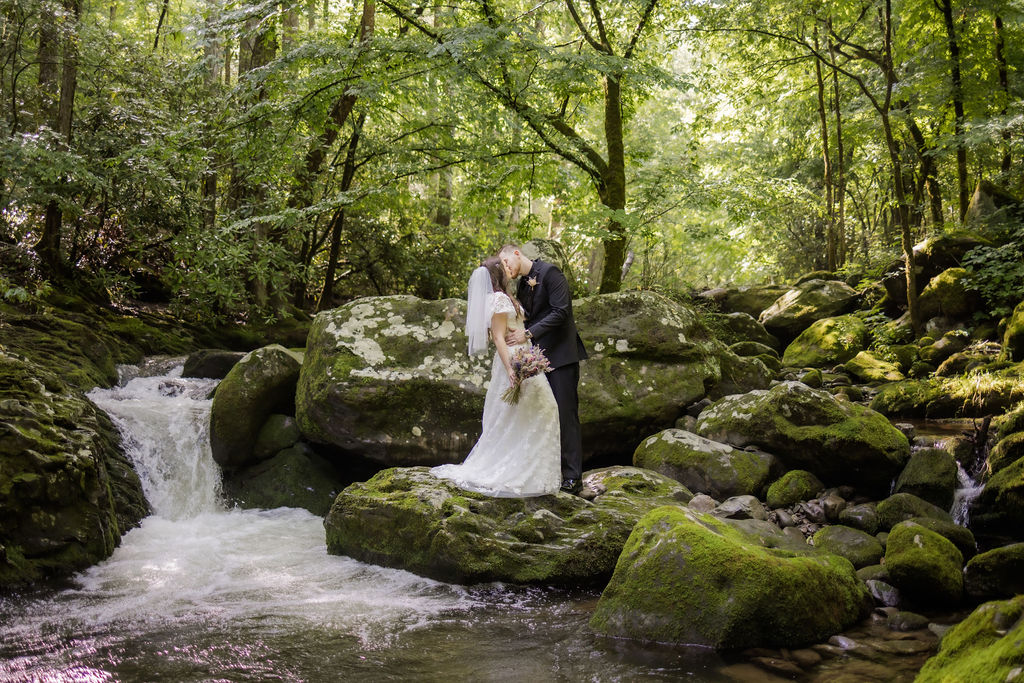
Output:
top-left (501, 346), bottom-right (552, 405)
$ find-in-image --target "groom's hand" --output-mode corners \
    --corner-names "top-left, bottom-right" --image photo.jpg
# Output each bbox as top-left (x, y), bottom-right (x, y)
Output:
top-left (505, 329), bottom-right (527, 345)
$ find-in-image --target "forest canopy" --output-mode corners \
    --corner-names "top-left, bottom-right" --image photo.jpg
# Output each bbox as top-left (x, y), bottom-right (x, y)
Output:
top-left (1, 0), bottom-right (1020, 321)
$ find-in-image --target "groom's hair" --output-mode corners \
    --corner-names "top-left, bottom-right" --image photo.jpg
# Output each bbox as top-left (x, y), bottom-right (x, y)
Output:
top-left (498, 243), bottom-right (520, 258)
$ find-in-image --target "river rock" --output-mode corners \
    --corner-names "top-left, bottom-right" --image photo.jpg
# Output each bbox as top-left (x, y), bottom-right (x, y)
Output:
top-left (223, 443), bottom-right (343, 516)
top-left (209, 344), bottom-right (303, 469)
top-left (989, 432), bottom-right (1024, 475)
top-left (707, 352), bottom-right (773, 400)
top-left (297, 291), bottom-right (743, 467)
top-left (759, 280), bottom-right (860, 342)
top-left (915, 595), bottom-right (1024, 682)
top-left (884, 520), bottom-right (964, 606)
top-left (870, 369), bottom-right (1024, 418)
top-left (904, 517), bottom-right (976, 560)
top-left (964, 543), bottom-right (1024, 599)
top-left (589, 506), bottom-right (869, 649)
top-left (715, 495), bottom-right (767, 521)
top-left (252, 414), bottom-right (301, 461)
top-left (707, 312), bottom-right (780, 350)
top-left (699, 285), bottom-right (791, 318)
top-left (324, 465), bottom-right (691, 584)
top-left (876, 493), bottom-right (953, 531)
top-left (729, 341), bottom-right (778, 358)
top-left (1003, 300), bottom-right (1024, 362)
top-left (972, 455), bottom-right (1024, 541)
top-left (182, 349), bottom-right (246, 379)
top-left (633, 429), bottom-right (779, 499)
top-left (839, 503), bottom-right (879, 535)
top-left (893, 448), bottom-right (958, 510)
top-left (781, 315), bottom-right (868, 368)
top-left (766, 470), bottom-right (824, 508)
top-left (695, 382), bottom-right (910, 497)
top-left (0, 351), bottom-right (148, 586)
top-left (918, 330), bottom-right (970, 366)
top-left (844, 351), bottom-right (905, 383)
top-left (812, 525), bottom-right (884, 568)
top-left (918, 268), bottom-right (979, 320)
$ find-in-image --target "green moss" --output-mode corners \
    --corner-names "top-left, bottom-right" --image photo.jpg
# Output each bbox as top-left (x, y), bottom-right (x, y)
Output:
top-left (766, 470), bottom-right (824, 508)
top-left (876, 492), bottom-right (952, 530)
top-left (915, 595), bottom-right (1024, 682)
top-left (845, 350), bottom-right (905, 383)
top-left (989, 432), bottom-right (1024, 475)
top-left (893, 447), bottom-right (958, 510)
top-left (884, 520), bottom-right (964, 606)
top-left (781, 315), bottom-right (868, 368)
top-left (812, 525), bottom-right (884, 568)
top-left (964, 543), bottom-right (1024, 599)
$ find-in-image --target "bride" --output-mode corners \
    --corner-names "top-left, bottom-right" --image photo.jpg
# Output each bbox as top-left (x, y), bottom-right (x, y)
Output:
top-left (430, 257), bottom-right (561, 497)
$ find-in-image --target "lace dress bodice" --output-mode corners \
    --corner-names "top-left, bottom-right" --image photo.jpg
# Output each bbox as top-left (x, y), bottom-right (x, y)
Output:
top-left (490, 292), bottom-right (525, 333)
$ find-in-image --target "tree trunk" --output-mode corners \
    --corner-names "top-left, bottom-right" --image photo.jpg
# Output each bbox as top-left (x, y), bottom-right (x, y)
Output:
top-left (940, 0), bottom-right (968, 221)
top-left (906, 116), bottom-right (943, 225)
top-left (36, 3), bottom-right (59, 126)
top-left (829, 46), bottom-right (847, 267)
top-left (318, 114), bottom-right (366, 311)
top-left (813, 27), bottom-right (835, 270)
top-left (598, 74), bottom-right (626, 293)
top-left (154, 0), bottom-right (170, 50)
top-left (995, 14), bottom-right (1011, 173)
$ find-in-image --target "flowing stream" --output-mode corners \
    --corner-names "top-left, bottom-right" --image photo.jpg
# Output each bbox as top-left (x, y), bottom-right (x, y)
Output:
top-left (0, 360), bottom-right (725, 682)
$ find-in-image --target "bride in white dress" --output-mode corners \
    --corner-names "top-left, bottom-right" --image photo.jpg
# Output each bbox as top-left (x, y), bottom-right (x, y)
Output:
top-left (430, 257), bottom-right (561, 497)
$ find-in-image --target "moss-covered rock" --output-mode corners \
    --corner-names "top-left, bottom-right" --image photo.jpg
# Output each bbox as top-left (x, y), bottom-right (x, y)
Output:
top-left (905, 516), bottom-right (977, 560)
top-left (919, 330), bottom-right (970, 366)
top-left (589, 506), bottom-right (869, 649)
top-left (695, 382), bottom-right (910, 496)
top-left (707, 351), bottom-right (773, 400)
top-left (781, 315), bottom-right (868, 368)
top-left (918, 268), bottom-right (980, 320)
top-left (707, 312), bottom-right (781, 350)
top-left (759, 279), bottom-right (860, 343)
top-left (845, 351), bottom-right (905, 383)
top-left (884, 520), bottom-right (964, 606)
top-left (915, 595), bottom-right (1024, 682)
top-left (989, 432), bottom-right (1024, 475)
top-left (298, 292), bottom-right (739, 467)
top-left (252, 414), bottom-right (301, 461)
top-left (223, 443), bottom-right (343, 517)
top-left (964, 543), bottom-right (1024, 600)
top-left (766, 470), bottom-right (824, 508)
top-left (870, 368), bottom-right (1024, 418)
top-left (0, 351), bottom-right (148, 587)
top-left (839, 503), bottom-right (879, 535)
top-left (1001, 299), bottom-right (1024, 362)
top-left (893, 448), bottom-right (958, 510)
top-left (876, 492), bottom-right (953, 531)
top-left (972, 455), bottom-right (1024, 541)
top-left (729, 341), bottom-right (778, 358)
top-left (210, 345), bottom-right (303, 469)
top-left (632, 429), bottom-right (779, 500)
top-left (699, 285), bottom-right (791, 318)
top-left (182, 349), bottom-right (246, 379)
top-left (812, 525), bottom-right (884, 568)
top-left (323, 465), bottom-right (691, 584)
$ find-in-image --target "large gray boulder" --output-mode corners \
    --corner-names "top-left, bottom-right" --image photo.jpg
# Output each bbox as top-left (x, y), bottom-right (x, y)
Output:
top-left (590, 506), bottom-right (869, 649)
top-left (297, 291), bottom-right (744, 467)
top-left (706, 312), bottom-right (780, 350)
top-left (632, 429), bottom-right (779, 499)
top-left (323, 466), bottom-right (692, 584)
top-left (699, 285), bottom-right (790, 318)
top-left (209, 344), bottom-right (303, 469)
top-left (759, 280), bottom-right (860, 342)
top-left (781, 314), bottom-right (868, 368)
top-left (695, 382), bottom-right (910, 496)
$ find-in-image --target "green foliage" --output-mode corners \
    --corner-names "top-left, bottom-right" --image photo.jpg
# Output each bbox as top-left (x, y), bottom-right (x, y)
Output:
top-left (963, 226), bottom-right (1024, 319)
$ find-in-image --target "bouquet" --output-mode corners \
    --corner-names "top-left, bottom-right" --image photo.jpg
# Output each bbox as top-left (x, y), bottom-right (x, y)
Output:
top-left (501, 346), bottom-right (552, 405)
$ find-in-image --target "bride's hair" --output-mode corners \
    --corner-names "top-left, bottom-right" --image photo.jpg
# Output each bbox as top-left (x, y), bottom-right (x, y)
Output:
top-left (481, 256), bottom-right (523, 317)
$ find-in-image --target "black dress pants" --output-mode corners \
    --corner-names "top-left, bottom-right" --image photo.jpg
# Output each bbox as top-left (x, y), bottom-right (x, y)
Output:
top-left (547, 362), bottom-right (582, 481)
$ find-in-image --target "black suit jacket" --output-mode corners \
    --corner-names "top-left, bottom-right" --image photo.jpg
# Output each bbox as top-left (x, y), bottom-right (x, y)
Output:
top-left (517, 260), bottom-right (588, 369)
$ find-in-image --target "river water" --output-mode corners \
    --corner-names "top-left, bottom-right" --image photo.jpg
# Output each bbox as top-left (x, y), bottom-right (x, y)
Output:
top-left (0, 361), bottom-right (728, 682)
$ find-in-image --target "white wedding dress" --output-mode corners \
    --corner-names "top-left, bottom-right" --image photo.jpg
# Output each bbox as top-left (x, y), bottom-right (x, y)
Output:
top-left (431, 293), bottom-right (561, 497)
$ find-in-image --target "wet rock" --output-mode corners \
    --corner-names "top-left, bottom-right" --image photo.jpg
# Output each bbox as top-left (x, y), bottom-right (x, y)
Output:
top-left (812, 525), bottom-right (883, 568)
top-left (632, 429), bottom-right (779, 500)
top-left (781, 315), bottom-right (868, 368)
top-left (715, 495), bottom-right (767, 521)
top-left (324, 465), bottom-right (691, 584)
top-left (972, 455), bottom-right (1024, 541)
top-left (857, 564), bottom-right (889, 583)
top-left (915, 595), bottom-right (1024, 682)
top-left (252, 414), bottom-right (301, 461)
top-left (688, 493), bottom-right (718, 513)
top-left (210, 344), bottom-right (303, 469)
top-left (181, 349), bottom-right (246, 379)
top-left (884, 520), bottom-right (964, 606)
top-left (839, 503), bottom-right (879, 535)
top-left (876, 492), bottom-right (953, 531)
top-left (903, 516), bottom-right (976, 560)
top-left (696, 382), bottom-right (910, 497)
top-left (775, 509), bottom-right (795, 528)
top-left (589, 506), bottom-right (869, 649)
top-left (887, 611), bottom-right (930, 632)
top-left (223, 443), bottom-right (343, 516)
top-left (797, 500), bottom-right (827, 525)
top-left (964, 543), bottom-right (1024, 599)
top-left (866, 579), bottom-right (901, 607)
top-left (893, 423), bottom-right (916, 440)
top-left (988, 432), bottom-right (1024, 476)
top-left (893, 447), bottom-right (958, 510)
top-left (821, 491), bottom-right (847, 522)
top-left (759, 280), bottom-right (860, 343)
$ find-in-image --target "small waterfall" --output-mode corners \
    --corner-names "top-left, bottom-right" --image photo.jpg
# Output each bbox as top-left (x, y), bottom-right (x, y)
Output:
top-left (950, 461), bottom-right (984, 526)
top-left (87, 362), bottom-right (222, 519)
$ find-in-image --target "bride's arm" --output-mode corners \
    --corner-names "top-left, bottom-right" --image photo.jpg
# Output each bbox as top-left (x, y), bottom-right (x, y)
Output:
top-left (490, 313), bottom-right (515, 384)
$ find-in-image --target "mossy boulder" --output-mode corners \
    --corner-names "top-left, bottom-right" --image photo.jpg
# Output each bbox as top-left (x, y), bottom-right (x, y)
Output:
top-left (838, 503), bottom-right (879, 535)
top-left (972, 455), bottom-right (1024, 540)
top-left (905, 516), bottom-right (977, 560)
top-left (699, 285), bottom-right (791, 318)
top-left (989, 432), bottom-right (1024, 475)
top-left (919, 330), bottom-right (970, 366)
top-left (766, 470), bottom-right (824, 508)
top-left (870, 369), bottom-right (1024, 418)
top-left (252, 414), bottom-right (301, 461)
top-left (915, 595), bottom-right (1024, 682)
top-left (781, 315), bottom-right (868, 368)
top-left (182, 349), bottom-right (246, 379)
top-left (1000, 299), bottom-right (1024, 362)
top-left (589, 506), bottom-right (869, 649)
top-left (918, 268), bottom-right (979, 320)
top-left (758, 279), bottom-right (860, 343)
top-left (706, 312), bottom-right (780, 350)
top-left (729, 341), bottom-right (778, 358)
top-left (695, 382), bottom-right (910, 496)
top-left (223, 443), bottom-right (344, 516)
top-left (893, 447), bottom-right (958, 510)
top-left (0, 351), bottom-right (148, 587)
top-left (876, 492), bottom-right (953, 531)
top-left (632, 429), bottom-right (779, 499)
top-left (812, 525), bottom-right (884, 568)
top-left (210, 344), bottom-right (303, 470)
top-left (324, 465), bottom-right (692, 584)
top-left (298, 292), bottom-right (739, 467)
top-left (884, 520), bottom-right (964, 606)
top-left (964, 543), bottom-right (1024, 599)
top-left (844, 351), bottom-right (905, 383)
top-left (707, 350), bottom-right (773, 400)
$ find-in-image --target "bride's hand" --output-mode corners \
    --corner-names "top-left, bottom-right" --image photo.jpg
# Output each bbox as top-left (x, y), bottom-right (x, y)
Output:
top-left (506, 367), bottom-right (515, 385)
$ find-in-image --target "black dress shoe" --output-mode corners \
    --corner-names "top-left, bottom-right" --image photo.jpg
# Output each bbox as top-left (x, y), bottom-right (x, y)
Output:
top-left (560, 479), bottom-right (582, 495)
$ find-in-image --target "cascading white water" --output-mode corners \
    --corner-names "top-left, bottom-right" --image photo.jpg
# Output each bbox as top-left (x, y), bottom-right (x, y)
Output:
top-left (951, 461), bottom-right (985, 526)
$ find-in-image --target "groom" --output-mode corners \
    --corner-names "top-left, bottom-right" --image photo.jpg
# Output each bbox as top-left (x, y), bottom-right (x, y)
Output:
top-left (499, 244), bottom-right (588, 495)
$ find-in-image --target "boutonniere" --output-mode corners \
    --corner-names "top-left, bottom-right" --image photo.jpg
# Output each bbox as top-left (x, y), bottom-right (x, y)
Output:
top-left (527, 277), bottom-right (538, 289)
